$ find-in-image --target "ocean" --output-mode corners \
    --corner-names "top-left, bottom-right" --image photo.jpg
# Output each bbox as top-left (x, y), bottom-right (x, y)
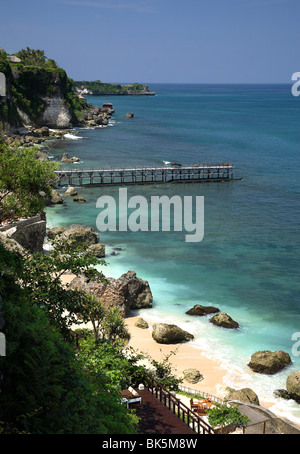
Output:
top-left (45, 84), bottom-right (300, 423)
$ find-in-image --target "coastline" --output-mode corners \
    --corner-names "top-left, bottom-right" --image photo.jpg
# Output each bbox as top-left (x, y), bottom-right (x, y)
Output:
top-left (124, 313), bottom-right (227, 397)
top-left (60, 262), bottom-right (300, 430)
top-left (124, 314), bottom-right (300, 430)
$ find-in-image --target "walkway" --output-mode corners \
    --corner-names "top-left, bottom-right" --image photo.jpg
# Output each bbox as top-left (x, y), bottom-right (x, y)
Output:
top-left (133, 389), bottom-right (195, 435)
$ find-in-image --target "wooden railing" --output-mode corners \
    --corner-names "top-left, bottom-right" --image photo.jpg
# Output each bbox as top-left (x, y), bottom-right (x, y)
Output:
top-left (142, 372), bottom-right (217, 435)
top-left (178, 384), bottom-right (227, 406)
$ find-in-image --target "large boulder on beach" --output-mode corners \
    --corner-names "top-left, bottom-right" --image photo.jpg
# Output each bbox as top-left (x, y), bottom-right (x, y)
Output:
top-left (248, 350), bottom-right (291, 375)
top-left (69, 270), bottom-right (153, 316)
top-left (152, 323), bottom-right (194, 344)
top-left (183, 368), bottom-right (203, 384)
top-left (209, 312), bottom-right (239, 329)
top-left (186, 304), bottom-right (220, 316)
top-left (286, 371), bottom-right (300, 403)
top-left (135, 318), bottom-right (149, 329)
top-left (224, 387), bottom-right (260, 406)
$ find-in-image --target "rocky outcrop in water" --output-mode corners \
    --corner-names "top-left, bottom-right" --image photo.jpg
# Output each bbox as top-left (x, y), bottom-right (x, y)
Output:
top-left (186, 304), bottom-right (220, 316)
top-left (248, 350), bottom-right (291, 375)
top-left (209, 312), bottom-right (239, 329)
top-left (69, 270), bottom-right (153, 316)
top-left (152, 323), bottom-right (194, 344)
top-left (61, 153), bottom-right (80, 163)
top-left (47, 224), bottom-right (99, 246)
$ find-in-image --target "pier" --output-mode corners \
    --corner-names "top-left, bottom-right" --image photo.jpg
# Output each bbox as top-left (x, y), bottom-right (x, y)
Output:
top-left (55, 163), bottom-right (236, 187)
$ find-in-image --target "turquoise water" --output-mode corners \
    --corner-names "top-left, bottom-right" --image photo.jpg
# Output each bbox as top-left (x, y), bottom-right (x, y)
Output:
top-left (46, 84), bottom-right (300, 422)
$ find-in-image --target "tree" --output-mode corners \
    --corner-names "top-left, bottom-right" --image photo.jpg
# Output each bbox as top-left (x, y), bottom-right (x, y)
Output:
top-left (15, 47), bottom-right (47, 67)
top-left (0, 251), bottom-right (138, 434)
top-left (145, 348), bottom-right (183, 390)
top-left (206, 403), bottom-right (250, 433)
top-left (79, 295), bottom-right (130, 346)
top-left (0, 143), bottom-right (58, 223)
top-left (21, 235), bottom-right (107, 338)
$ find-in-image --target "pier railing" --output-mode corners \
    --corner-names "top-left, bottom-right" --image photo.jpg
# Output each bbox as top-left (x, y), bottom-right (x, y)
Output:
top-left (142, 372), bottom-right (217, 434)
top-left (55, 163), bottom-right (235, 187)
top-left (178, 384), bottom-right (228, 406)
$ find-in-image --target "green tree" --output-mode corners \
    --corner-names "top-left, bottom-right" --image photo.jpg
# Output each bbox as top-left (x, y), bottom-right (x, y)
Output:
top-left (206, 403), bottom-right (250, 433)
top-left (15, 47), bottom-right (47, 67)
top-left (0, 143), bottom-right (58, 223)
top-left (21, 235), bottom-right (107, 337)
top-left (0, 244), bottom-right (138, 434)
top-left (78, 295), bottom-right (130, 346)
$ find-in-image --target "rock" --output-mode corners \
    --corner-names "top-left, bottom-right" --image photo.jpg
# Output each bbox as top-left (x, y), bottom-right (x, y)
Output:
top-left (0, 213), bottom-right (46, 253)
top-left (286, 371), bottom-right (300, 403)
top-left (38, 151), bottom-right (49, 161)
top-left (35, 126), bottom-right (49, 137)
top-left (50, 189), bottom-right (64, 205)
top-left (87, 242), bottom-right (105, 258)
top-left (61, 152), bottom-right (80, 163)
top-left (59, 224), bottom-right (99, 246)
top-left (152, 323), bottom-right (194, 344)
top-left (64, 187), bottom-right (78, 197)
top-left (135, 318), bottom-right (149, 329)
top-left (183, 368), bottom-right (203, 384)
top-left (46, 226), bottom-right (68, 240)
top-left (224, 387), bottom-right (260, 406)
top-left (125, 112), bottom-right (134, 118)
top-left (117, 270), bottom-right (153, 310)
top-left (248, 350), bottom-right (292, 375)
top-left (73, 195), bottom-right (86, 203)
top-left (273, 389), bottom-right (291, 400)
top-left (209, 312), bottom-right (239, 329)
top-left (36, 95), bottom-right (72, 129)
top-left (69, 270), bottom-right (153, 316)
top-left (186, 304), bottom-right (220, 316)
top-left (0, 232), bottom-right (25, 256)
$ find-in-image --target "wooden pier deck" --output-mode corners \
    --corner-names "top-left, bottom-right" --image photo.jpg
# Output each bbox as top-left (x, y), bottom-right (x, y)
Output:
top-left (133, 389), bottom-right (195, 435)
top-left (55, 163), bottom-right (236, 187)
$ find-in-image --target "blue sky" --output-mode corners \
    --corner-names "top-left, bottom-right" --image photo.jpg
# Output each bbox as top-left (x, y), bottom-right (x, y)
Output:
top-left (0, 0), bottom-right (299, 83)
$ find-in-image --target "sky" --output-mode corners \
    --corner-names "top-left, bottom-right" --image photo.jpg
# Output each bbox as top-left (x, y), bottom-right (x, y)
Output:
top-left (0, 0), bottom-right (299, 84)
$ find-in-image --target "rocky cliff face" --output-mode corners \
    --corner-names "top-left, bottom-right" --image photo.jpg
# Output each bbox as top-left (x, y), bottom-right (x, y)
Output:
top-left (69, 270), bottom-right (153, 316)
top-left (0, 212), bottom-right (46, 253)
top-left (36, 96), bottom-right (72, 129)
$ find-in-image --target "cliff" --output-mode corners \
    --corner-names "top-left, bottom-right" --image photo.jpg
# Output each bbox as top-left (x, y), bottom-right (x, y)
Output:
top-left (74, 80), bottom-right (156, 96)
top-left (0, 48), bottom-right (109, 132)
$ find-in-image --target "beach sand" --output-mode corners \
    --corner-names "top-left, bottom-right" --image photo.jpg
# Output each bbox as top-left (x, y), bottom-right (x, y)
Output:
top-left (124, 314), bottom-right (227, 398)
top-left (62, 273), bottom-right (299, 427)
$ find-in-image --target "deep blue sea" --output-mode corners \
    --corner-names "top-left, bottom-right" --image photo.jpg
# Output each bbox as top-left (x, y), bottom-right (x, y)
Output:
top-left (45, 84), bottom-right (300, 423)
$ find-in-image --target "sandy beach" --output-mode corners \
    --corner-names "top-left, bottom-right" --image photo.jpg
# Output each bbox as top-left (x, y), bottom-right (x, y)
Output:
top-left (124, 314), bottom-right (228, 398)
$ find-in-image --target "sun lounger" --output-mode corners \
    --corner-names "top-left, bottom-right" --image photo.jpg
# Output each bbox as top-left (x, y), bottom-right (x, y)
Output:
top-left (121, 387), bottom-right (142, 408)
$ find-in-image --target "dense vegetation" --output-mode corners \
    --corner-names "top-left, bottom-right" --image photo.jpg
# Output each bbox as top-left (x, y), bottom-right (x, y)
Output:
top-left (0, 142), bottom-right (58, 223)
top-left (0, 47), bottom-right (88, 129)
top-left (74, 80), bottom-right (151, 95)
top-left (0, 139), bottom-right (181, 433)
